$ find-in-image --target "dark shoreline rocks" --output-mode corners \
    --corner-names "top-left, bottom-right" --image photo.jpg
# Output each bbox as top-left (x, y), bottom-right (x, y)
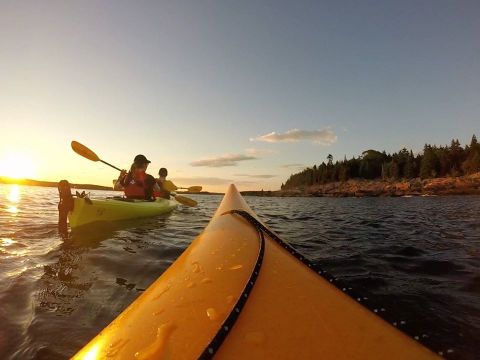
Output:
top-left (241, 173), bottom-right (480, 198)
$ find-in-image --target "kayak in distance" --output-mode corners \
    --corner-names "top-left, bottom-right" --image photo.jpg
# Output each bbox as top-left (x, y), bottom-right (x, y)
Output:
top-left (72, 184), bottom-right (440, 359)
top-left (68, 196), bottom-right (178, 229)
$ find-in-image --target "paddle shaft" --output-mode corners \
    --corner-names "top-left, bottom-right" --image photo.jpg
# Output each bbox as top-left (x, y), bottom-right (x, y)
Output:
top-left (100, 160), bottom-right (123, 172)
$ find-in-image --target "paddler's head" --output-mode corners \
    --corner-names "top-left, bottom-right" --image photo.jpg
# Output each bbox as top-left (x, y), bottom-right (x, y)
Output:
top-left (158, 167), bottom-right (168, 180)
top-left (131, 154), bottom-right (151, 173)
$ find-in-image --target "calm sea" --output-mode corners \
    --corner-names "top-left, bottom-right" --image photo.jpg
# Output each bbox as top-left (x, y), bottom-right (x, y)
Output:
top-left (0, 184), bottom-right (479, 359)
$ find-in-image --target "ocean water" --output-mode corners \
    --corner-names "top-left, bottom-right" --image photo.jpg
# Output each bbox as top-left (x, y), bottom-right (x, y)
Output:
top-left (0, 184), bottom-right (478, 359)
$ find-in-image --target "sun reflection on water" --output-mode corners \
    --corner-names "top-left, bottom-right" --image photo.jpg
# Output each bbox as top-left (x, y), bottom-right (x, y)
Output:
top-left (4, 185), bottom-right (21, 214)
top-left (7, 206), bottom-right (18, 214)
top-left (7, 185), bottom-right (20, 203)
top-left (1, 238), bottom-right (15, 246)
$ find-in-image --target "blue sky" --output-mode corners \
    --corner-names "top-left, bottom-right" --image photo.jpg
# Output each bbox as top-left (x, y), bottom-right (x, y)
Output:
top-left (0, 1), bottom-right (479, 191)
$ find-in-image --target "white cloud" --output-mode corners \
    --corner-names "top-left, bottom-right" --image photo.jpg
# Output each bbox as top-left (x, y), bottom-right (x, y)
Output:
top-left (190, 153), bottom-right (257, 167)
top-left (251, 128), bottom-right (337, 145)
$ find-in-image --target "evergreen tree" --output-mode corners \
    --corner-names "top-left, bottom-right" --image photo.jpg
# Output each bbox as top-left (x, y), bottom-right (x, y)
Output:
top-left (339, 165), bottom-right (348, 182)
top-left (404, 152), bottom-right (414, 178)
top-left (381, 163), bottom-right (388, 180)
top-left (420, 145), bottom-right (436, 179)
top-left (462, 134), bottom-right (480, 174)
top-left (327, 154), bottom-right (333, 166)
top-left (390, 161), bottom-right (400, 179)
top-left (449, 139), bottom-right (464, 175)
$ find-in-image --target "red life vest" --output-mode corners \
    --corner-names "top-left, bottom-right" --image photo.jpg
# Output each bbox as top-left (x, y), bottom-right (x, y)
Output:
top-left (121, 171), bottom-right (148, 199)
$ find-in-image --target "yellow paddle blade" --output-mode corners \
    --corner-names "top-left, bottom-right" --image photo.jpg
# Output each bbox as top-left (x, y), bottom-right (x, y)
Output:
top-left (187, 186), bottom-right (202, 192)
top-left (71, 141), bottom-right (100, 162)
top-left (163, 180), bottom-right (178, 192)
top-left (174, 195), bottom-right (197, 207)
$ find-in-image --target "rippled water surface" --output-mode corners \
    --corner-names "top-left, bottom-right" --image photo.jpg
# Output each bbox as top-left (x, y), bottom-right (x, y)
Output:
top-left (0, 184), bottom-right (479, 359)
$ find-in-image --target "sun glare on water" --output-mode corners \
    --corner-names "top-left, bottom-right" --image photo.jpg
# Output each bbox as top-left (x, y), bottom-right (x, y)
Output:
top-left (0, 153), bottom-right (37, 179)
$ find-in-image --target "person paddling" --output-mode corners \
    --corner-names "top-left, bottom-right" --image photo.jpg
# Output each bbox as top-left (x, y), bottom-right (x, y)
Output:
top-left (154, 167), bottom-right (174, 199)
top-left (114, 155), bottom-right (160, 200)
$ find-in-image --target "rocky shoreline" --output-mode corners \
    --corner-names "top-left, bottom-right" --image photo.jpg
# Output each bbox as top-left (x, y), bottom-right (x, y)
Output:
top-left (242, 173), bottom-right (480, 197)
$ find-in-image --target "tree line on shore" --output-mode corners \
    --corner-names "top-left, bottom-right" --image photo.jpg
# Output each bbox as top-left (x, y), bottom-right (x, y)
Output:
top-left (281, 135), bottom-right (480, 190)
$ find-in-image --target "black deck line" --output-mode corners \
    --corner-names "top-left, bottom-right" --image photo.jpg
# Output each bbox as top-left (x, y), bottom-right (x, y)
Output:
top-left (198, 211), bottom-right (266, 359)
top-left (211, 210), bottom-right (441, 357)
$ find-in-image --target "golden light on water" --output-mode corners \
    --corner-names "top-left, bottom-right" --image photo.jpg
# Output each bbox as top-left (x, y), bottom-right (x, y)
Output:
top-left (8, 185), bottom-right (20, 202)
top-left (1, 238), bottom-right (15, 246)
top-left (6, 206), bottom-right (18, 214)
top-left (0, 152), bottom-right (37, 179)
top-left (3, 185), bottom-right (21, 214)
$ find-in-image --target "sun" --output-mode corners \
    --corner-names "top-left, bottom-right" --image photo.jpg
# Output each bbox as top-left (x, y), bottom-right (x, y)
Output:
top-left (0, 152), bottom-right (37, 179)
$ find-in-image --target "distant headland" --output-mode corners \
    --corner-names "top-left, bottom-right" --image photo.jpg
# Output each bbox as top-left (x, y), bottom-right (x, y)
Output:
top-left (0, 177), bottom-right (114, 191)
top-left (0, 176), bottom-right (223, 195)
top-left (245, 134), bottom-right (480, 197)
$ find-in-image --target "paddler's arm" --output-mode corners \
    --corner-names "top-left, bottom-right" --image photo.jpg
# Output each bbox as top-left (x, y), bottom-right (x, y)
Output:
top-left (153, 182), bottom-right (161, 192)
top-left (114, 170), bottom-right (127, 190)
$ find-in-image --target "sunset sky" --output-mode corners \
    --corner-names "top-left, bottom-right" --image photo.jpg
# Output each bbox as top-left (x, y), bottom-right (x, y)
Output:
top-left (1, 1), bottom-right (479, 192)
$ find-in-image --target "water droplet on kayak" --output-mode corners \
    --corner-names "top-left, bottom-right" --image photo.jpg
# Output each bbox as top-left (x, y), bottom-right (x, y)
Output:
top-left (134, 323), bottom-right (176, 359)
top-left (106, 338), bottom-right (129, 357)
top-left (229, 264), bottom-right (243, 270)
top-left (153, 309), bottom-right (164, 316)
top-left (216, 264), bottom-right (224, 270)
top-left (226, 295), bottom-right (234, 304)
top-left (192, 262), bottom-right (201, 273)
top-left (231, 253), bottom-right (236, 258)
top-left (186, 282), bottom-right (195, 288)
top-left (152, 284), bottom-right (171, 300)
top-left (206, 307), bottom-right (220, 321)
top-left (109, 338), bottom-right (123, 348)
top-left (201, 278), bottom-right (212, 284)
top-left (244, 331), bottom-right (266, 345)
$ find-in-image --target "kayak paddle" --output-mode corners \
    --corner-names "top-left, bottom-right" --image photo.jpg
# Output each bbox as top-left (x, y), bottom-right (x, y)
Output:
top-left (71, 141), bottom-right (122, 172)
top-left (71, 140), bottom-right (198, 207)
top-left (162, 181), bottom-right (202, 193)
top-left (173, 194), bottom-right (198, 207)
top-left (180, 186), bottom-right (202, 192)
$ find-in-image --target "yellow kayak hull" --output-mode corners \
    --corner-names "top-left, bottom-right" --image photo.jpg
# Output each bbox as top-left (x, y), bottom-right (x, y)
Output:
top-left (68, 197), bottom-right (177, 229)
top-left (73, 184), bottom-right (439, 359)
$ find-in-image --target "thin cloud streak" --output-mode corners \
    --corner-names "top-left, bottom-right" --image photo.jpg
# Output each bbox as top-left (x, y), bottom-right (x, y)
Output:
top-left (172, 176), bottom-right (258, 187)
top-left (281, 163), bottom-right (306, 169)
top-left (245, 148), bottom-right (277, 156)
top-left (190, 153), bottom-right (257, 167)
top-left (234, 174), bottom-right (277, 179)
top-left (252, 128), bottom-right (337, 145)
top-left (172, 176), bottom-right (234, 185)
